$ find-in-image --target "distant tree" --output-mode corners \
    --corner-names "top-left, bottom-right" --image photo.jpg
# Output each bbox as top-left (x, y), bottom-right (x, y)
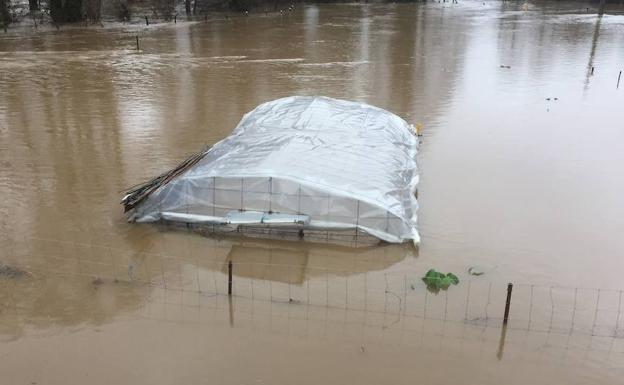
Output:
top-left (113, 0), bottom-right (130, 21)
top-left (49, 0), bottom-right (83, 22)
top-left (152, 0), bottom-right (174, 20)
top-left (83, 0), bottom-right (102, 21)
top-left (0, 0), bottom-right (9, 28)
top-left (29, 0), bottom-right (38, 11)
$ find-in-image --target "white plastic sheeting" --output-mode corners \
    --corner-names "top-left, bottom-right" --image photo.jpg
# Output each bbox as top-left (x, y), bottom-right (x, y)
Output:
top-left (130, 96), bottom-right (420, 244)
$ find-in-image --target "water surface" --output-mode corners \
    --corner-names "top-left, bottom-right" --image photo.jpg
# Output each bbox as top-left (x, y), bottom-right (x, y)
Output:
top-left (1, 1), bottom-right (624, 384)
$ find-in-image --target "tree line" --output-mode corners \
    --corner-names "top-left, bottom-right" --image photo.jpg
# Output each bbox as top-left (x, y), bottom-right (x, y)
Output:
top-left (1, 0), bottom-right (296, 27)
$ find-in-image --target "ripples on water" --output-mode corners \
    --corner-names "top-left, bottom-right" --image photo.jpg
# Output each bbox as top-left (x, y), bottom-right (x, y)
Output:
top-left (1, 1), bottom-right (623, 285)
top-left (0, 2), bottom-right (624, 383)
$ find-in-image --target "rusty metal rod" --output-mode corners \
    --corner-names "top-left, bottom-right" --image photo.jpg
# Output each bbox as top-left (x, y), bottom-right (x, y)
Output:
top-left (228, 260), bottom-right (233, 296)
top-left (503, 283), bottom-right (513, 325)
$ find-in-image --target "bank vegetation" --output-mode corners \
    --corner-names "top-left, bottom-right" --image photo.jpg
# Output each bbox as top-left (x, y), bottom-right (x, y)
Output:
top-left (0, 0), bottom-right (319, 27)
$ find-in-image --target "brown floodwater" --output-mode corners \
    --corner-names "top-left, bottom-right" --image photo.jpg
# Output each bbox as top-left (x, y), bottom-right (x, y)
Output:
top-left (1, 1), bottom-right (624, 384)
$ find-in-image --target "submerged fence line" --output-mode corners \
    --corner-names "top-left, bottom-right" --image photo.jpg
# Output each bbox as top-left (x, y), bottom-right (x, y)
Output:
top-left (2, 235), bottom-right (624, 339)
top-left (138, 286), bottom-right (624, 364)
top-left (8, 234), bottom-right (624, 291)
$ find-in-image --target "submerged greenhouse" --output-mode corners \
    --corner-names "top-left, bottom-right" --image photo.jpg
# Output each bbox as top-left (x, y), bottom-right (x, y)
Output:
top-left (122, 96), bottom-right (420, 245)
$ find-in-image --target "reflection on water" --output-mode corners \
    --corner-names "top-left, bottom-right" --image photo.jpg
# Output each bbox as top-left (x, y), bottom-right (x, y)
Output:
top-left (2, 2), bottom-right (623, 286)
top-left (1, 1), bottom-right (624, 383)
top-left (0, 223), bottom-right (413, 335)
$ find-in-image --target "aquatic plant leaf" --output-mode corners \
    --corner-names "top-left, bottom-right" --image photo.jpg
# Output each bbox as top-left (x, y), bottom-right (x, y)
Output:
top-left (425, 269), bottom-right (440, 279)
top-left (421, 269), bottom-right (459, 291)
top-left (446, 273), bottom-right (459, 285)
top-left (439, 276), bottom-right (452, 289)
top-left (422, 275), bottom-right (440, 289)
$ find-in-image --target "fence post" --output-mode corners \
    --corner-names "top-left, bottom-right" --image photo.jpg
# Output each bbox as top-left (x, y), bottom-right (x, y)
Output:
top-left (228, 260), bottom-right (233, 295)
top-left (503, 283), bottom-right (513, 325)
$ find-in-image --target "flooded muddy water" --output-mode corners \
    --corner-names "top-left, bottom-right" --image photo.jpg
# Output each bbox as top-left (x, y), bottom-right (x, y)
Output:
top-left (1, 1), bottom-right (624, 384)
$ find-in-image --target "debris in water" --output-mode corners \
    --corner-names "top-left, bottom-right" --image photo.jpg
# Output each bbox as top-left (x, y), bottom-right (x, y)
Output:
top-left (415, 122), bottom-right (423, 137)
top-left (128, 264), bottom-right (136, 280)
top-left (0, 263), bottom-right (31, 279)
top-left (422, 269), bottom-right (459, 291)
top-left (121, 146), bottom-right (211, 212)
top-left (468, 266), bottom-right (486, 276)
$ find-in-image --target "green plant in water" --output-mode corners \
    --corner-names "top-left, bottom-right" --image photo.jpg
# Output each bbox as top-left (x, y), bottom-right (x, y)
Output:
top-left (422, 269), bottom-right (459, 291)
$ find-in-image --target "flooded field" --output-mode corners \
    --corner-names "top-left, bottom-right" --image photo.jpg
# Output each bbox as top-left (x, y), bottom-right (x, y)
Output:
top-left (1, 1), bottom-right (624, 384)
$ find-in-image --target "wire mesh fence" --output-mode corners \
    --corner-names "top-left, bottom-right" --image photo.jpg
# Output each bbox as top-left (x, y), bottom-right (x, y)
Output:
top-left (137, 286), bottom-right (624, 370)
top-left (127, 174), bottom-right (416, 245)
top-left (1, 235), bottom-right (624, 342)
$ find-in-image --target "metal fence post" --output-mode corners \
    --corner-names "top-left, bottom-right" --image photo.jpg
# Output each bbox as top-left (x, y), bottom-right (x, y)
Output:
top-left (503, 283), bottom-right (513, 325)
top-left (228, 260), bottom-right (233, 296)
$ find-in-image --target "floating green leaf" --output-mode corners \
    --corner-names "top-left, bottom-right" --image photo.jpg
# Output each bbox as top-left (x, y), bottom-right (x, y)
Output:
top-left (425, 269), bottom-right (439, 279)
top-left (439, 276), bottom-right (452, 289)
top-left (421, 269), bottom-right (460, 291)
top-left (446, 273), bottom-right (459, 285)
